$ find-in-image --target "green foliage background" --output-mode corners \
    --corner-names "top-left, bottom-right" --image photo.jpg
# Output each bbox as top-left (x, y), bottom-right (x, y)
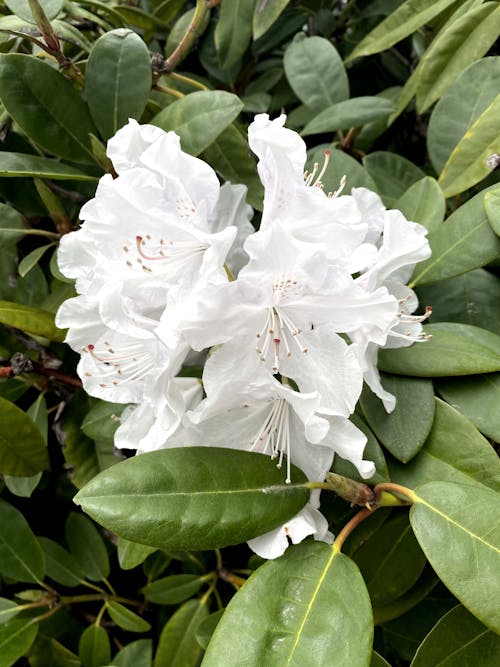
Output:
top-left (0, 0), bottom-right (499, 665)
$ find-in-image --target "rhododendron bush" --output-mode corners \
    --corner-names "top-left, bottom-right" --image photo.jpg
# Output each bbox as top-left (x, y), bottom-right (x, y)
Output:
top-left (0, 1), bottom-right (499, 666)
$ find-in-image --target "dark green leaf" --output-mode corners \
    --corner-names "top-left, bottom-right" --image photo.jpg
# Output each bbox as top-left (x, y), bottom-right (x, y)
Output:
top-left (81, 401), bottom-right (123, 441)
top-left (117, 537), bottom-right (156, 570)
top-left (18, 244), bottom-right (53, 278)
top-left (154, 598), bottom-right (208, 667)
top-left (195, 609), bottom-right (224, 650)
top-left (378, 323), bottom-right (500, 376)
top-left (373, 567), bottom-right (440, 626)
top-left (411, 480), bottom-right (500, 633)
top-left (151, 91), bottom-right (243, 156)
top-left (4, 0), bottom-right (63, 22)
top-left (38, 537), bottom-right (86, 587)
top-left (113, 639), bottom-right (152, 667)
top-left (0, 55), bottom-right (97, 164)
top-left (107, 601), bottom-right (151, 633)
top-left (142, 574), bottom-right (205, 605)
top-left (371, 652), bottom-right (391, 667)
top-left (395, 177), bottom-right (445, 234)
top-left (307, 146), bottom-right (376, 192)
top-left (0, 499), bottom-right (45, 583)
top-left (78, 625), bottom-right (110, 667)
top-left (203, 542), bottom-right (373, 667)
top-left (214, 0), bottom-right (255, 69)
top-left (74, 448), bottom-right (310, 551)
top-left (0, 202), bottom-right (25, 244)
top-left (27, 635), bottom-right (81, 667)
top-left (0, 618), bottom-right (38, 667)
top-left (302, 97), bottom-right (395, 135)
top-left (484, 187), bottom-right (500, 235)
top-left (363, 152), bottom-right (425, 207)
top-left (0, 300), bottom-right (65, 342)
top-left (360, 376), bottom-right (435, 462)
top-left (253, 0), bottom-right (290, 39)
top-left (0, 396), bottom-right (48, 476)
top-left (65, 513), bottom-right (110, 582)
top-left (85, 29), bottom-right (152, 141)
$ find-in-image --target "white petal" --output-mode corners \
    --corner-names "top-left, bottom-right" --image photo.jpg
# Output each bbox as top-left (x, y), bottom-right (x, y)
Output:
top-left (107, 119), bottom-right (166, 173)
top-left (325, 417), bottom-right (376, 479)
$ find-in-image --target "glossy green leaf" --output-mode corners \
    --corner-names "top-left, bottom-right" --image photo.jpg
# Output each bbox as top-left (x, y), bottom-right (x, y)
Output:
top-left (38, 537), bottom-right (86, 587)
top-left (195, 609), bottom-right (224, 650)
top-left (113, 639), bottom-right (152, 667)
top-left (411, 604), bottom-right (500, 666)
top-left (436, 373), bottom-right (500, 442)
top-left (360, 375), bottom-right (435, 463)
top-left (379, 323), bottom-right (500, 376)
top-left (18, 244), bottom-right (53, 278)
top-left (0, 300), bottom-right (66, 342)
top-left (65, 513), bottom-right (110, 582)
top-left (81, 401), bottom-right (123, 441)
top-left (0, 499), bottom-right (45, 582)
top-left (363, 152), bottom-right (425, 207)
top-left (78, 625), bottom-right (110, 667)
top-left (154, 598), bottom-right (208, 667)
top-left (214, 0), bottom-right (255, 69)
top-left (0, 598), bottom-right (21, 626)
top-left (302, 97), bottom-right (395, 135)
top-left (0, 202), bottom-right (24, 244)
top-left (0, 55), bottom-right (97, 164)
top-left (203, 542), bottom-right (373, 667)
top-left (347, 0), bottom-right (457, 61)
top-left (411, 480), bottom-right (500, 633)
top-left (0, 152), bottom-right (97, 181)
top-left (373, 567), bottom-right (440, 626)
top-left (395, 177), bottom-right (445, 234)
top-left (307, 146), bottom-right (376, 193)
top-left (151, 91), bottom-right (243, 156)
top-left (253, 0), bottom-right (290, 39)
top-left (27, 635), bottom-right (81, 667)
top-left (388, 399), bottom-right (500, 491)
top-left (0, 618), bottom-right (38, 667)
top-left (202, 123), bottom-right (263, 210)
top-left (284, 35), bottom-right (348, 112)
top-left (427, 57), bottom-right (500, 174)
top-left (117, 537), bottom-right (156, 570)
top-left (484, 187), bottom-right (500, 235)
top-left (0, 396), bottom-right (48, 476)
top-left (416, 3), bottom-right (500, 114)
top-left (107, 601), bottom-right (151, 633)
top-left (74, 448), bottom-right (310, 551)
top-left (85, 29), bottom-right (152, 141)
top-left (415, 269), bottom-right (500, 335)
top-left (352, 513), bottom-right (427, 607)
top-left (142, 574), bottom-right (205, 605)
top-left (4, 0), bottom-right (63, 22)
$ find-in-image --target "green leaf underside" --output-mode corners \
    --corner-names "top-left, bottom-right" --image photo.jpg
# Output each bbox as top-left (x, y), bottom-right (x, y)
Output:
top-left (411, 481), bottom-right (500, 633)
top-left (378, 323), bottom-right (500, 376)
top-left (0, 396), bottom-right (48, 476)
top-left (203, 542), bottom-right (373, 667)
top-left (75, 448), bottom-right (309, 550)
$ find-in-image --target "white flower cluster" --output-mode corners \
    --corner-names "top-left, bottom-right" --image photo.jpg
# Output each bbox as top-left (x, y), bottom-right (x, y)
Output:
top-left (56, 115), bottom-right (431, 559)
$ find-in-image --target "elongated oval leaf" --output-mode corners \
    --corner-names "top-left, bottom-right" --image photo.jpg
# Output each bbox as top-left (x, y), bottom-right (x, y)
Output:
top-left (214, 0), bottom-right (254, 69)
top-left (360, 375), bottom-right (435, 462)
top-left (154, 598), bottom-right (208, 667)
top-left (395, 177), bottom-right (445, 234)
top-left (78, 624), bottom-right (110, 667)
top-left (411, 604), bottom-right (500, 667)
top-left (85, 29), bottom-right (152, 141)
top-left (0, 300), bottom-right (65, 342)
top-left (142, 574), bottom-right (205, 605)
top-left (284, 35), bottom-right (348, 112)
top-left (65, 513), bottom-right (110, 582)
top-left (203, 542), bottom-right (373, 667)
top-left (0, 618), bottom-right (38, 667)
top-left (0, 396), bottom-right (48, 476)
top-left (379, 323), bottom-right (500, 376)
top-left (4, 0), bottom-right (63, 22)
top-left (75, 448), bottom-right (309, 550)
top-left (117, 537), bottom-right (156, 570)
top-left (0, 152), bottom-right (98, 181)
top-left (0, 499), bottom-right (45, 583)
top-left (388, 398), bottom-right (500, 492)
top-left (0, 598), bottom-right (21, 625)
top-left (38, 537), bottom-right (86, 587)
top-left (411, 481), bottom-right (500, 633)
top-left (107, 600), bottom-right (151, 633)
top-left (253, 0), bottom-right (290, 40)
top-left (0, 54), bottom-right (97, 164)
top-left (151, 91), bottom-right (243, 156)
top-left (484, 187), bottom-right (500, 236)
top-left (113, 639), bottom-right (152, 667)
top-left (302, 97), bottom-right (395, 135)
top-left (307, 146), bottom-right (376, 192)
top-left (363, 151), bottom-right (425, 207)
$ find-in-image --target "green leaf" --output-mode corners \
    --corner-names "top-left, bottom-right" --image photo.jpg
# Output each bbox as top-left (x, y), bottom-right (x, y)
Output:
top-left (0, 598), bottom-right (21, 626)
top-left (388, 399), bottom-right (500, 492)
top-left (307, 146), bottom-right (376, 192)
top-left (411, 480), bottom-right (500, 633)
top-left (202, 123), bottom-right (264, 210)
top-left (379, 323), bottom-right (500, 376)
top-left (203, 542), bottom-right (373, 667)
top-left (0, 499), bottom-right (45, 583)
top-left (347, 0), bottom-right (458, 61)
top-left (352, 513), bottom-right (427, 607)
top-left (27, 635), bottom-right (81, 667)
top-left (4, 0), bottom-right (63, 22)
top-left (0, 202), bottom-right (25, 244)
top-left (154, 598), bottom-right (208, 667)
top-left (253, 0), bottom-right (290, 39)
top-left (38, 537), bottom-right (86, 587)
top-left (411, 604), bottom-right (500, 666)
top-left (416, 3), bottom-right (500, 113)
top-left (484, 187), bottom-right (500, 236)
top-left (427, 57), bottom-right (500, 175)
top-left (107, 601), bottom-right (151, 633)
top-left (214, 0), bottom-right (255, 69)
top-left (85, 29), bottom-right (152, 141)
top-left (0, 618), bottom-right (38, 667)
top-left (78, 625), bottom-right (110, 667)
top-left (4, 472), bottom-right (41, 498)
top-left (117, 537), bottom-right (156, 570)
top-left (112, 639), bottom-right (152, 667)
top-left (415, 269), bottom-right (500, 335)
top-left (373, 567), bottom-right (440, 626)
top-left (81, 401), bottom-right (123, 441)
top-left (284, 35), bottom-right (348, 112)
top-left (436, 373), bottom-right (500, 442)
top-left (0, 300), bottom-right (66, 342)
top-left (151, 91), bottom-right (243, 156)
top-left (0, 55), bottom-right (97, 164)
top-left (142, 574), bottom-right (205, 605)
top-left (74, 448), bottom-right (310, 551)
top-left (65, 513), bottom-right (110, 582)
top-left (371, 653), bottom-right (391, 667)
top-left (195, 609), bottom-right (224, 650)
top-left (363, 152), bottom-right (425, 207)
top-left (0, 396), bottom-right (48, 476)
top-left (302, 97), bottom-right (395, 135)
top-left (0, 153), bottom-right (97, 181)
top-left (360, 376), bottom-right (435, 463)
top-left (394, 177), bottom-right (445, 234)
top-left (18, 244), bottom-right (53, 278)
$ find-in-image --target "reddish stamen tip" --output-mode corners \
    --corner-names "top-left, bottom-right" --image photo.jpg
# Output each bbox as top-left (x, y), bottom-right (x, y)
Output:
top-left (425, 306), bottom-right (432, 315)
top-left (273, 338), bottom-right (280, 344)
top-left (87, 344), bottom-right (95, 351)
top-left (136, 235), bottom-right (143, 242)
top-left (324, 149), bottom-right (331, 156)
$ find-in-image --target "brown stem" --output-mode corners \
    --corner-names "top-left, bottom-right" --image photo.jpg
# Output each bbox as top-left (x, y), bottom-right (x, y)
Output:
top-left (333, 507), bottom-right (374, 555)
top-left (31, 362), bottom-right (83, 389)
top-left (374, 482), bottom-right (417, 504)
